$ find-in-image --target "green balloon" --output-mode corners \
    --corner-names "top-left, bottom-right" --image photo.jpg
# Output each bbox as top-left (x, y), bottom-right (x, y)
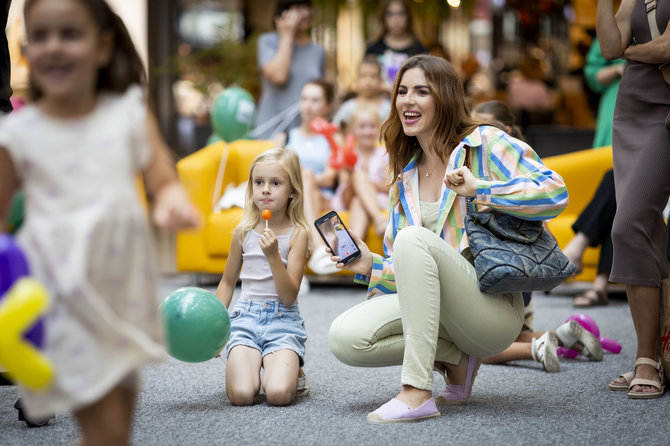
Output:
top-left (211, 87), bottom-right (256, 142)
top-left (6, 190), bottom-right (24, 234)
top-left (160, 287), bottom-right (230, 363)
top-left (206, 132), bottom-right (222, 145)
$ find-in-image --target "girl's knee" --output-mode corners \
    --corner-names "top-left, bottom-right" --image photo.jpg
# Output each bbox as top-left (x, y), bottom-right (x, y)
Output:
top-left (264, 383), bottom-right (295, 406)
top-left (226, 385), bottom-right (258, 406)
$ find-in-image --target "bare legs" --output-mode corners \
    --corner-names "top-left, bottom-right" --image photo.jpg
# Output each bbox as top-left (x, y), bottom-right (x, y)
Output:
top-left (74, 381), bottom-right (137, 446)
top-left (225, 345), bottom-right (300, 406)
top-left (483, 330), bottom-right (587, 364)
top-left (226, 346), bottom-right (262, 406)
top-left (562, 232), bottom-right (589, 275)
top-left (563, 232), bottom-right (610, 306)
top-left (342, 169), bottom-right (387, 239)
top-left (626, 285), bottom-right (662, 393)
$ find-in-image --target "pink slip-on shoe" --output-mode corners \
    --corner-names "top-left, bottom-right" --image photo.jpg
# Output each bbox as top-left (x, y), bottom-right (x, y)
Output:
top-left (434, 354), bottom-right (482, 405)
top-left (366, 398), bottom-right (440, 424)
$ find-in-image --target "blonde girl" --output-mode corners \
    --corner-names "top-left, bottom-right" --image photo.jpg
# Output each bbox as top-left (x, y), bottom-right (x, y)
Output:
top-left (216, 148), bottom-right (311, 406)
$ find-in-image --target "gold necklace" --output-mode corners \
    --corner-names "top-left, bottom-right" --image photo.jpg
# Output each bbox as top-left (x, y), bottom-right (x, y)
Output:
top-left (422, 161), bottom-right (437, 177)
top-left (421, 155), bottom-right (443, 178)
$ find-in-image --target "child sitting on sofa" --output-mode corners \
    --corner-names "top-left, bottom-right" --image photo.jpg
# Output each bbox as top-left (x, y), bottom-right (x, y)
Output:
top-left (282, 79), bottom-right (341, 274)
top-left (331, 105), bottom-right (390, 239)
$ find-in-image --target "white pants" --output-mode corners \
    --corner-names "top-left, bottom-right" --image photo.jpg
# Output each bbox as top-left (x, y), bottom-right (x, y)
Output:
top-left (329, 226), bottom-right (524, 391)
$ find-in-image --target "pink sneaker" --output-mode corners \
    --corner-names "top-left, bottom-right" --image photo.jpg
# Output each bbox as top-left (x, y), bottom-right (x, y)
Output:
top-left (434, 354), bottom-right (482, 405)
top-left (366, 398), bottom-right (440, 424)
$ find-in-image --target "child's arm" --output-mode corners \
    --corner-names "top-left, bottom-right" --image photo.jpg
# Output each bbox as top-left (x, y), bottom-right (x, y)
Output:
top-left (315, 165), bottom-right (338, 190)
top-left (264, 226), bottom-right (308, 306)
top-left (216, 226), bottom-right (244, 308)
top-left (143, 109), bottom-right (200, 229)
top-left (373, 178), bottom-right (390, 194)
top-left (0, 147), bottom-right (18, 227)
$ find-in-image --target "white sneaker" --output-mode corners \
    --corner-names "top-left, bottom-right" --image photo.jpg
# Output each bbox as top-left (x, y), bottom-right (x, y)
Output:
top-left (555, 320), bottom-right (603, 361)
top-left (531, 332), bottom-right (560, 373)
top-left (307, 246), bottom-right (339, 275)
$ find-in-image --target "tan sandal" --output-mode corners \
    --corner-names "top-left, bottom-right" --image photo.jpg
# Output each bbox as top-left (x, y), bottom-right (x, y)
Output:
top-left (296, 368), bottom-right (310, 397)
top-left (627, 358), bottom-right (666, 399)
top-left (573, 289), bottom-right (608, 307)
top-left (608, 371), bottom-right (634, 391)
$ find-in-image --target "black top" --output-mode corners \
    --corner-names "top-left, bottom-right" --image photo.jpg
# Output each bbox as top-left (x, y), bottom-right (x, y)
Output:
top-left (365, 38), bottom-right (426, 58)
top-left (365, 38), bottom-right (426, 86)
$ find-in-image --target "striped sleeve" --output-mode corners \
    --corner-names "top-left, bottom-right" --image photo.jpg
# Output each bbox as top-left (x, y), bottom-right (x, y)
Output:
top-left (363, 188), bottom-right (399, 299)
top-left (473, 131), bottom-right (568, 220)
top-left (366, 254), bottom-right (397, 299)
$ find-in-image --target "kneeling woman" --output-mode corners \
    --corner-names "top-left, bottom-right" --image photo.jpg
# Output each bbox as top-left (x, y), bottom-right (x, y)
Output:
top-left (328, 55), bottom-right (568, 423)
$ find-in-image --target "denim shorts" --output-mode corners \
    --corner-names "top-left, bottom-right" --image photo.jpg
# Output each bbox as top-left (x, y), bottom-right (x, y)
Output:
top-left (225, 299), bottom-right (307, 366)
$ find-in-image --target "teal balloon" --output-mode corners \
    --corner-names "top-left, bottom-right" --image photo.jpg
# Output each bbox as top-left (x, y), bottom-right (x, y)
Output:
top-left (160, 287), bottom-right (230, 363)
top-left (211, 87), bottom-right (256, 142)
top-left (6, 190), bottom-right (24, 234)
top-left (206, 132), bottom-right (222, 145)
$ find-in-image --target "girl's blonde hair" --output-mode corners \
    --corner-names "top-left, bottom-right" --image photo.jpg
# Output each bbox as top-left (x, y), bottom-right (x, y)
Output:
top-left (348, 104), bottom-right (381, 130)
top-left (239, 148), bottom-right (311, 249)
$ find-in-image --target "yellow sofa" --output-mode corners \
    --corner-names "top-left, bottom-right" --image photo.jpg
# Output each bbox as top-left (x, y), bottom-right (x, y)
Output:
top-left (175, 140), bottom-right (385, 276)
top-left (543, 147), bottom-right (613, 282)
top-left (176, 141), bottom-right (612, 283)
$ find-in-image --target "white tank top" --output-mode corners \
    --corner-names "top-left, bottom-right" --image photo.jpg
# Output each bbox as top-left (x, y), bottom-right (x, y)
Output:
top-left (238, 226), bottom-right (294, 302)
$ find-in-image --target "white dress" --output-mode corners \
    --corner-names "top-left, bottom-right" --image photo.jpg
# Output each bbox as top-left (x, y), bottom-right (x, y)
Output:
top-left (0, 87), bottom-right (165, 418)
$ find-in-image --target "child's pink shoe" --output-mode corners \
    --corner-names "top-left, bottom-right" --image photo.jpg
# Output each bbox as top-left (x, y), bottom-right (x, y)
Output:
top-left (366, 398), bottom-right (440, 424)
top-left (434, 354), bottom-right (482, 405)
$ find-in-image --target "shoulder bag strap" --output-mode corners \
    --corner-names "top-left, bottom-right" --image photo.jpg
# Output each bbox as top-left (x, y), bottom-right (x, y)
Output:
top-left (645, 1), bottom-right (670, 86)
top-left (646, 0), bottom-right (662, 39)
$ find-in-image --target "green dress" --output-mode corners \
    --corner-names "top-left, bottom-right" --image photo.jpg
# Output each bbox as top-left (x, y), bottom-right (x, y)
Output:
top-left (584, 38), bottom-right (626, 148)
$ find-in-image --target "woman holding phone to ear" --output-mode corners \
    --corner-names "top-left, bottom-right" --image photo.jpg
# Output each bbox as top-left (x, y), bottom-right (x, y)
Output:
top-left (327, 55), bottom-right (568, 423)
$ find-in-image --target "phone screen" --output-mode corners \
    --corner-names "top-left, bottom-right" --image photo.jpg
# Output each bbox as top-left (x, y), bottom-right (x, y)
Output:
top-left (314, 211), bottom-right (361, 265)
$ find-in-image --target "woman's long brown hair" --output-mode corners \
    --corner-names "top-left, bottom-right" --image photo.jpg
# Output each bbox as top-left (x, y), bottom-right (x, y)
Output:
top-left (381, 55), bottom-right (479, 202)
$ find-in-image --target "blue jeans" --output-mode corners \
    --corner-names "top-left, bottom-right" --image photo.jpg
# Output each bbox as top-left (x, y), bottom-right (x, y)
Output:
top-left (226, 299), bottom-right (307, 366)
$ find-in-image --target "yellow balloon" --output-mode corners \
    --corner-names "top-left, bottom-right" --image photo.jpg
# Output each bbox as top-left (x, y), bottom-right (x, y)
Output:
top-left (0, 278), bottom-right (53, 391)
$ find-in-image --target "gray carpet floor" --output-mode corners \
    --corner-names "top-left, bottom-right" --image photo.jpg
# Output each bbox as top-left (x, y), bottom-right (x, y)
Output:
top-left (2, 276), bottom-right (669, 445)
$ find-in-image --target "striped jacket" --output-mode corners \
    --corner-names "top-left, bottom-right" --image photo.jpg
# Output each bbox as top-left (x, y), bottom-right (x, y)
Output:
top-left (355, 125), bottom-right (569, 299)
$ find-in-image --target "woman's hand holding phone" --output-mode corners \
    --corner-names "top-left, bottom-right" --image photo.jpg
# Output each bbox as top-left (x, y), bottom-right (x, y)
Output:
top-left (314, 210), bottom-right (373, 276)
top-left (326, 233), bottom-right (373, 276)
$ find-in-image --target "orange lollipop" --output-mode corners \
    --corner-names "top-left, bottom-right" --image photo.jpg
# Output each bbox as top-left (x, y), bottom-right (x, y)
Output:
top-left (261, 209), bottom-right (272, 229)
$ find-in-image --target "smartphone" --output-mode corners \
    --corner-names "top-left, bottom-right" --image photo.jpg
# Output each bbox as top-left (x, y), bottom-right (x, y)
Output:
top-left (314, 211), bottom-right (361, 265)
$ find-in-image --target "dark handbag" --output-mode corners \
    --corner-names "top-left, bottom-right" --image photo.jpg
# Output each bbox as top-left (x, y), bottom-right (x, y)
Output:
top-left (464, 198), bottom-right (575, 294)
